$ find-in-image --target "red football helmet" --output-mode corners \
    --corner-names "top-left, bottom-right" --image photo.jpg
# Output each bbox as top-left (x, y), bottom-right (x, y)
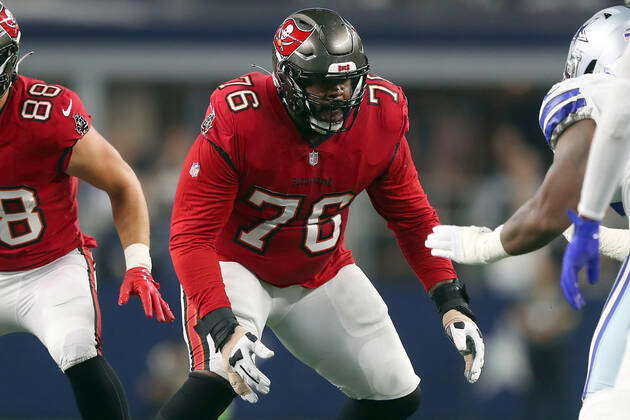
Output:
top-left (0, 2), bottom-right (20, 97)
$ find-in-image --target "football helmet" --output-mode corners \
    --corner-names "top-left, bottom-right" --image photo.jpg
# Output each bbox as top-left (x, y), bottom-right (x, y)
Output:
top-left (0, 2), bottom-right (19, 97)
top-left (563, 5), bottom-right (630, 79)
top-left (272, 8), bottom-right (369, 135)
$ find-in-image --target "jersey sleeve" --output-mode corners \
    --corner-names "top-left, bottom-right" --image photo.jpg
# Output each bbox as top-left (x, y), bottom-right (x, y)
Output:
top-left (43, 87), bottom-right (92, 173)
top-left (538, 77), bottom-right (597, 150)
top-left (170, 135), bottom-right (239, 319)
top-left (366, 137), bottom-right (457, 291)
top-left (50, 87), bottom-right (92, 149)
top-left (199, 87), bottom-right (239, 169)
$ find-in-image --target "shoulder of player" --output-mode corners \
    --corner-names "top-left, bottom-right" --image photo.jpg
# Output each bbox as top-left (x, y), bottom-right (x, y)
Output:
top-left (16, 74), bottom-right (79, 105)
top-left (206, 72), bottom-right (272, 123)
top-left (11, 75), bottom-right (89, 144)
top-left (210, 72), bottom-right (268, 101)
top-left (538, 74), bottom-right (610, 149)
top-left (365, 73), bottom-right (405, 95)
top-left (362, 74), bottom-right (407, 132)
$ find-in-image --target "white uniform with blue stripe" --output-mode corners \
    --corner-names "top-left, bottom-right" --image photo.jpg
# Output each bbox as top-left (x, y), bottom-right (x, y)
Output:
top-left (540, 73), bottom-right (627, 214)
top-left (540, 74), bottom-right (630, 414)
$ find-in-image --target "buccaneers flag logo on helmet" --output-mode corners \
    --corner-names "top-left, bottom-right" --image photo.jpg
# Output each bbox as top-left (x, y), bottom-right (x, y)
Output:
top-left (0, 6), bottom-right (19, 39)
top-left (273, 18), bottom-right (313, 57)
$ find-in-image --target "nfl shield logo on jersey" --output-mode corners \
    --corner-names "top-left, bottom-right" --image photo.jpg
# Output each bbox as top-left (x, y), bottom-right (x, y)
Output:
top-left (308, 151), bottom-right (319, 166)
top-left (189, 162), bottom-right (200, 177)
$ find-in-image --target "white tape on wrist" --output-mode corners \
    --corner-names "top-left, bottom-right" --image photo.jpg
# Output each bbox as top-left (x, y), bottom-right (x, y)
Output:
top-left (598, 226), bottom-right (630, 262)
top-left (124, 243), bottom-right (152, 271)
top-left (481, 225), bottom-right (508, 263)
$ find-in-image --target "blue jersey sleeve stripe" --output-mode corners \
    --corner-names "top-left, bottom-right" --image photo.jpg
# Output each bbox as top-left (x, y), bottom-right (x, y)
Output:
top-left (543, 97), bottom-right (587, 143)
top-left (539, 88), bottom-right (581, 130)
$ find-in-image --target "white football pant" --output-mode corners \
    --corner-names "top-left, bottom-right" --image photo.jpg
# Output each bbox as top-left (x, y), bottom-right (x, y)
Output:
top-left (181, 262), bottom-right (420, 400)
top-left (0, 248), bottom-right (101, 371)
top-left (580, 167), bottom-right (630, 419)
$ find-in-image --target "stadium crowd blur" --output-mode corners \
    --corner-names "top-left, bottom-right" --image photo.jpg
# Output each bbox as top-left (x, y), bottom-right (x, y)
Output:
top-left (1, 0), bottom-right (627, 419)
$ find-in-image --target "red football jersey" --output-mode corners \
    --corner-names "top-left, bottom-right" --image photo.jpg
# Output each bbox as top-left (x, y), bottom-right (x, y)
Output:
top-left (171, 73), bottom-right (456, 317)
top-left (0, 75), bottom-right (95, 271)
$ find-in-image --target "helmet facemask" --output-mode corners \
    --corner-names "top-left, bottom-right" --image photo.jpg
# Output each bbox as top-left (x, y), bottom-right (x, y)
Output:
top-left (276, 60), bottom-right (368, 135)
top-left (0, 42), bottom-right (18, 96)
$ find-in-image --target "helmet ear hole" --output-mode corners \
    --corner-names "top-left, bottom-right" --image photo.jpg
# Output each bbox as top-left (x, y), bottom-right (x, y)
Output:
top-left (584, 59), bottom-right (597, 74)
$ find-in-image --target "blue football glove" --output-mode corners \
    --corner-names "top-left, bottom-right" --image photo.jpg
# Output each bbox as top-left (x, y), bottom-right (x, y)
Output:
top-left (560, 210), bottom-right (601, 309)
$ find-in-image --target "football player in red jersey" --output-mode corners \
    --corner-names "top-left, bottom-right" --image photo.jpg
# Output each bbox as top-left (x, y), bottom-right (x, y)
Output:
top-left (158, 8), bottom-right (484, 420)
top-left (0, 3), bottom-right (174, 419)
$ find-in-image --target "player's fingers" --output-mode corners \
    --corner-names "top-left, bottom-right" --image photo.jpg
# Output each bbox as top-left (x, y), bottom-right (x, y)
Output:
top-left (239, 364), bottom-right (270, 394)
top-left (253, 341), bottom-right (274, 359)
top-left (118, 289), bottom-right (130, 306)
top-left (430, 248), bottom-right (454, 260)
top-left (229, 371), bottom-right (256, 401)
top-left (118, 292), bottom-right (129, 305)
top-left (240, 390), bottom-right (259, 404)
top-left (240, 357), bottom-right (271, 392)
top-left (161, 298), bottom-right (176, 322)
top-left (447, 324), bottom-right (467, 351)
top-left (560, 267), bottom-right (582, 310)
top-left (468, 332), bottom-right (485, 383)
top-left (587, 255), bottom-right (600, 285)
top-left (424, 237), bottom-right (452, 250)
top-left (151, 291), bottom-right (166, 322)
top-left (432, 225), bottom-right (456, 234)
top-left (139, 288), bottom-right (154, 318)
top-left (463, 353), bottom-right (474, 381)
top-left (243, 361), bottom-right (271, 389)
top-left (566, 209), bottom-right (580, 224)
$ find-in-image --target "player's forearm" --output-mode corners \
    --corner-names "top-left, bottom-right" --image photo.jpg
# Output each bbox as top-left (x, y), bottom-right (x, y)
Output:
top-left (500, 196), bottom-right (570, 255)
top-left (170, 246), bottom-right (231, 318)
top-left (108, 179), bottom-right (150, 249)
top-left (578, 78), bottom-right (630, 220)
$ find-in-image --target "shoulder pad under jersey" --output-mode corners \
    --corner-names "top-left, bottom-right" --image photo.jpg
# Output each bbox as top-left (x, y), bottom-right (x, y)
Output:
top-left (539, 73), bottom-right (615, 150)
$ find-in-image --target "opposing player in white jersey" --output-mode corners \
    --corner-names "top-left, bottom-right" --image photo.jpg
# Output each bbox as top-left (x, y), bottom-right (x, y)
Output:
top-left (425, 5), bottom-right (630, 419)
top-left (561, 37), bottom-right (630, 420)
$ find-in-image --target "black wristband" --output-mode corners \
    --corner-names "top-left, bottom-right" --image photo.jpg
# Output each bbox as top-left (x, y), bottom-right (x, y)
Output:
top-left (194, 307), bottom-right (239, 352)
top-left (430, 279), bottom-right (476, 322)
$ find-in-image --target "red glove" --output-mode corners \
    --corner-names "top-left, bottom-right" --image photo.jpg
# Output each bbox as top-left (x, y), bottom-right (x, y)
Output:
top-left (118, 267), bottom-right (175, 323)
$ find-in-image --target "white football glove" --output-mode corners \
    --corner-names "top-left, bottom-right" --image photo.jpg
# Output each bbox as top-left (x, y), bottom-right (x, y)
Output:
top-left (221, 326), bottom-right (274, 403)
top-left (442, 309), bottom-right (485, 383)
top-left (563, 224), bottom-right (629, 262)
top-left (425, 225), bottom-right (508, 265)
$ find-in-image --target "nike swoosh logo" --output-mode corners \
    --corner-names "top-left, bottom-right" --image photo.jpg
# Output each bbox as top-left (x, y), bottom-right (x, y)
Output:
top-left (62, 99), bottom-right (73, 117)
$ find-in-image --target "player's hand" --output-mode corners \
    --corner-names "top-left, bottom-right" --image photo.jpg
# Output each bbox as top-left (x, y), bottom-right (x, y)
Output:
top-left (118, 267), bottom-right (175, 323)
top-left (425, 225), bottom-right (507, 265)
top-left (564, 224), bottom-right (629, 262)
top-left (221, 326), bottom-right (274, 403)
top-left (561, 210), bottom-right (600, 309)
top-left (442, 309), bottom-right (484, 383)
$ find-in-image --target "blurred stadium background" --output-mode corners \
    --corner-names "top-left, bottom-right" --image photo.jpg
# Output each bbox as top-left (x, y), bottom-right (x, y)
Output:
top-left (0, 0), bottom-right (627, 419)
